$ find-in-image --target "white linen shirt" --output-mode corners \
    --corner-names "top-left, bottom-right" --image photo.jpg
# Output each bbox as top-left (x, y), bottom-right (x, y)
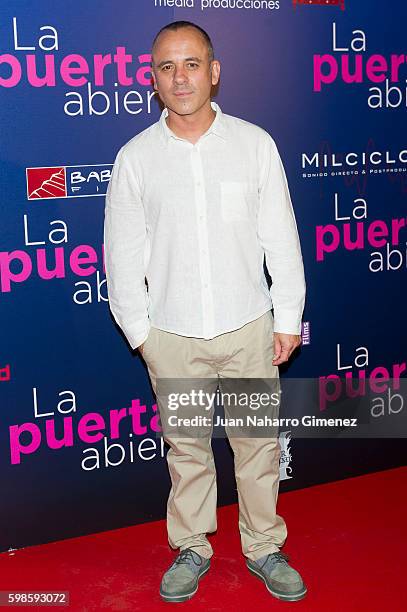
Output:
top-left (103, 101), bottom-right (306, 350)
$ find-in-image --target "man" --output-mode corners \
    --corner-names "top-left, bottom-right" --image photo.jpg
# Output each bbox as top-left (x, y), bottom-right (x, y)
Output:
top-left (104, 20), bottom-right (307, 603)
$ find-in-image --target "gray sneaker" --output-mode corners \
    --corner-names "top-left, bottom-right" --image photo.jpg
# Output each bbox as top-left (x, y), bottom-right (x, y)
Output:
top-left (246, 551), bottom-right (307, 601)
top-left (160, 548), bottom-right (211, 603)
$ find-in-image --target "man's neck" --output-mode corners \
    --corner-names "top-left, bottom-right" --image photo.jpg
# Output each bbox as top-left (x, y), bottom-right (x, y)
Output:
top-left (166, 103), bottom-right (216, 145)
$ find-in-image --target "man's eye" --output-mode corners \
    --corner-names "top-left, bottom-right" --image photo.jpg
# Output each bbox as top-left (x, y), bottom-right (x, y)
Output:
top-left (161, 63), bottom-right (197, 71)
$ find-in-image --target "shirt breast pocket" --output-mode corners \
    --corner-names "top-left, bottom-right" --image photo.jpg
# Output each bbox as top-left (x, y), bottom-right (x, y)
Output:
top-left (220, 181), bottom-right (257, 222)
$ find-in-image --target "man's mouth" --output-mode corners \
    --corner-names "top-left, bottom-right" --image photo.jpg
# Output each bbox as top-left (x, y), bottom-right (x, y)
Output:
top-left (174, 91), bottom-right (193, 97)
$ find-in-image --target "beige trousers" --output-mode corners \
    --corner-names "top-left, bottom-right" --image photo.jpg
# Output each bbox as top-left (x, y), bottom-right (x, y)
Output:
top-left (142, 310), bottom-right (287, 562)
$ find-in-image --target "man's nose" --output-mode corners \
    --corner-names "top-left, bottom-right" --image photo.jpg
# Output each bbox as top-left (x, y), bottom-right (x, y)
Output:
top-left (173, 66), bottom-right (188, 83)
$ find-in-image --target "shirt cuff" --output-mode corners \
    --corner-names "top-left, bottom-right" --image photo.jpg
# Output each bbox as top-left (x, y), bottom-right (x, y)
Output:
top-left (123, 321), bottom-right (151, 350)
top-left (272, 311), bottom-right (302, 336)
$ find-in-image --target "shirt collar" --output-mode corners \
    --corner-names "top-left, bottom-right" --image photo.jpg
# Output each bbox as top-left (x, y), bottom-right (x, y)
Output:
top-left (159, 100), bottom-right (228, 147)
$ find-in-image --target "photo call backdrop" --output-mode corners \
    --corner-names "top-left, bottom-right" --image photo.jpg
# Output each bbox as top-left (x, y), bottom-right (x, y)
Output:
top-left (1, 0), bottom-right (406, 553)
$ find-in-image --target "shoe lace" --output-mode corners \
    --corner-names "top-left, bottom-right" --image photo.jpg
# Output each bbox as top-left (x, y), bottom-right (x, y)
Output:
top-left (172, 549), bottom-right (202, 569)
top-left (260, 551), bottom-right (290, 570)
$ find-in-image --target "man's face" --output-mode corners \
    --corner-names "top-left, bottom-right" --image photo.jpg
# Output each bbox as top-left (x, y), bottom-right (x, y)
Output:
top-left (151, 27), bottom-right (220, 117)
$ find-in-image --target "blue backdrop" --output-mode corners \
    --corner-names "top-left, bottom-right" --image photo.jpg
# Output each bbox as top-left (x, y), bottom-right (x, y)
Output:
top-left (1, 0), bottom-right (406, 552)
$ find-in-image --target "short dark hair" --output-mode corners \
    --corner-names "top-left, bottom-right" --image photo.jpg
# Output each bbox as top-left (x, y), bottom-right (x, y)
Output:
top-left (151, 20), bottom-right (214, 63)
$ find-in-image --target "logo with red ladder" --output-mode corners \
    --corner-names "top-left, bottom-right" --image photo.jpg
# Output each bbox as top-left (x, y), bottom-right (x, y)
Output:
top-left (26, 164), bottom-right (112, 200)
top-left (27, 167), bottom-right (66, 199)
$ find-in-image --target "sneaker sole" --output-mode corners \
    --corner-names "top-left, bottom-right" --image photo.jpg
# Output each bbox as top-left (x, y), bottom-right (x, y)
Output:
top-left (160, 563), bottom-right (210, 603)
top-left (247, 561), bottom-right (307, 602)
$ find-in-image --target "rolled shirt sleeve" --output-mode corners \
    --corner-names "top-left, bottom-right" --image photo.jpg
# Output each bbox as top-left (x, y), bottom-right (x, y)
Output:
top-left (103, 147), bottom-right (150, 350)
top-left (257, 133), bottom-right (306, 335)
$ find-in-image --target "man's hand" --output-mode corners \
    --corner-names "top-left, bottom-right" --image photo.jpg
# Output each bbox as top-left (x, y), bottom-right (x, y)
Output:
top-left (272, 332), bottom-right (302, 365)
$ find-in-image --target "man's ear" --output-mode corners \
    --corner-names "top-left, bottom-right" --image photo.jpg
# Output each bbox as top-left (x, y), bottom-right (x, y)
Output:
top-left (210, 60), bottom-right (221, 86)
top-left (151, 70), bottom-right (158, 91)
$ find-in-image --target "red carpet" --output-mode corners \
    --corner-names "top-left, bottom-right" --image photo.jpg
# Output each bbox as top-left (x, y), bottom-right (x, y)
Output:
top-left (1, 467), bottom-right (406, 611)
